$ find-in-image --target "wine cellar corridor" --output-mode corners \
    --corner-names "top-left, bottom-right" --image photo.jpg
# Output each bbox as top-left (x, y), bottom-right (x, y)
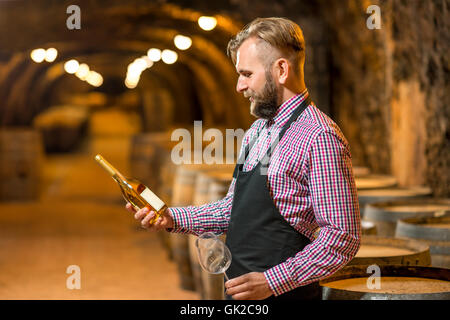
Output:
top-left (0, 125), bottom-right (198, 299)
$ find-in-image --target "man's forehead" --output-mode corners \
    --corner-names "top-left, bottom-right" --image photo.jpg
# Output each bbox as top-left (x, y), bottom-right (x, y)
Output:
top-left (236, 50), bottom-right (241, 69)
top-left (235, 38), bottom-right (259, 70)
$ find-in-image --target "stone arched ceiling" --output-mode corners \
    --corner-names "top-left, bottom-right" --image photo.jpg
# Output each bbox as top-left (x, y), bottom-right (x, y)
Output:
top-left (0, 0), bottom-right (253, 129)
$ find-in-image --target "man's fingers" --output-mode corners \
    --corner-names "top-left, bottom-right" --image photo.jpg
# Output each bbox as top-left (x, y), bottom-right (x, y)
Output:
top-left (125, 204), bottom-right (167, 231)
top-left (225, 280), bottom-right (252, 300)
top-left (134, 207), bottom-right (150, 220)
top-left (141, 211), bottom-right (154, 225)
top-left (125, 203), bottom-right (137, 213)
top-left (225, 274), bottom-right (248, 289)
top-left (225, 281), bottom-right (250, 296)
top-left (153, 216), bottom-right (162, 228)
top-left (232, 292), bottom-right (252, 300)
top-left (126, 205), bottom-right (168, 231)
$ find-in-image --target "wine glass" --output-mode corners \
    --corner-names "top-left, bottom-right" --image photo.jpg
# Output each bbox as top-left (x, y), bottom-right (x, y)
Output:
top-left (195, 232), bottom-right (232, 281)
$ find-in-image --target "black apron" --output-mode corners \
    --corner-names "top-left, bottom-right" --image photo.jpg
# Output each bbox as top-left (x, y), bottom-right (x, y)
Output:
top-left (225, 96), bottom-right (321, 300)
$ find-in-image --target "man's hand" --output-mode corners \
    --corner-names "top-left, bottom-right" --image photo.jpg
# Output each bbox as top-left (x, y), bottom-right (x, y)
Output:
top-left (125, 203), bottom-right (174, 231)
top-left (225, 272), bottom-right (274, 300)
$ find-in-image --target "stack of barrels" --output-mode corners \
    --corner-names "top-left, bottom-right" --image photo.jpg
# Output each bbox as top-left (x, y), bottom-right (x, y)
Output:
top-left (129, 130), bottom-right (179, 258)
top-left (190, 169), bottom-right (234, 300)
top-left (32, 105), bottom-right (89, 152)
top-left (396, 213), bottom-right (450, 269)
top-left (319, 166), bottom-right (450, 299)
top-left (170, 164), bottom-right (234, 296)
top-left (129, 128), bottom-right (239, 299)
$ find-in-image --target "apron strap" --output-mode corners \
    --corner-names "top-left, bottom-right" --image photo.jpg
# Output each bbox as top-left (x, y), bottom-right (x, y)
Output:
top-left (234, 133), bottom-right (258, 178)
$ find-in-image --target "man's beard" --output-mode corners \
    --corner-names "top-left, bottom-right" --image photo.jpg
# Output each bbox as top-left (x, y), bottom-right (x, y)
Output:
top-left (248, 72), bottom-right (279, 120)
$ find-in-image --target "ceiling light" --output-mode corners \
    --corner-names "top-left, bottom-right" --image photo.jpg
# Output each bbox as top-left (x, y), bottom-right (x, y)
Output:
top-left (161, 49), bottom-right (178, 64)
top-left (45, 48), bottom-right (58, 62)
top-left (30, 48), bottom-right (46, 63)
top-left (125, 78), bottom-right (138, 89)
top-left (174, 35), bottom-right (192, 50)
top-left (198, 16), bottom-right (217, 31)
top-left (75, 63), bottom-right (90, 80)
top-left (64, 59), bottom-right (79, 74)
top-left (147, 48), bottom-right (162, 62)
top-left (86, 71), bottom-right (103, 87)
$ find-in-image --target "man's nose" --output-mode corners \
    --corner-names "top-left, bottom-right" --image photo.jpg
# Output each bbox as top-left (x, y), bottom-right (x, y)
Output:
top-left (236, 77), bottom-right (247, 93)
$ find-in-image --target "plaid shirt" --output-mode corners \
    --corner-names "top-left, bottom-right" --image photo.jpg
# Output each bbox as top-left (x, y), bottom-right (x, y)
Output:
top-left (169, 90), bottom-right (361, 296)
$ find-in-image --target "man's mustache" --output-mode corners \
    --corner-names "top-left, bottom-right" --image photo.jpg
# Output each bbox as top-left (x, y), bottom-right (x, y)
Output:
top-left (243, 91), bottom-right (254, 99)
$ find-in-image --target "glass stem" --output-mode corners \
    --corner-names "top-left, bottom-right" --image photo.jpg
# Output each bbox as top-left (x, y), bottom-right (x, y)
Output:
top-left (224, 272), bottom-right (230, 281)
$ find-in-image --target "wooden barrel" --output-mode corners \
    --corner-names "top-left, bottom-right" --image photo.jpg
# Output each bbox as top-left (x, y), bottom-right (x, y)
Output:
top-left (157, 146), bottom-right (178, 262)
top-left (354, 174), bottom-right (397, 190)
top-left (130, 131), bottom-right (176, 260)
top-left (171, 164), bottom-right (235, 207)
top-left (187, 167), bottom-right (234, 299)
top-left (159, 153), bottom-right (177, 204)
top-left (361, 221), bottom-right (377, 235)
top-left (171, 164), bottom-right (228, 206)
top-left (396, 213), bottom-right (450, 268)
top-left (201, 260), bottom-right (227, 300)
top-left (348, 235), bottom-right (431, 266)
top-left (187, 233), bottom-right (205, 298)
top-left (171, 164), bottom-right (212, 291)
top-left (129, 132), bottom-right (172, 194)
top-left (0, 128), bottom-right (44, 201)
top-left (358, 186), bottom-right (432, 217)
top-left (353, 166), bottom-right (370, 178)
top-left (201, 170), bottom-right (234, 300)
top-left (313, 220), bottom-right (377, 240)
top-left (208, 170), bottom-right (234, 202)
top-left (193, 172), bottom-right (215, 206)
top-left (33, 105), bottom-right (88, 152)
top-left (363, 198), bottom-right (450, 237)
top-left (188, 172), bottom-right (216, 298)
top-left (170, 163), bottom-right (234, 292)
top-left (320, 265), bottom-right (450, 300)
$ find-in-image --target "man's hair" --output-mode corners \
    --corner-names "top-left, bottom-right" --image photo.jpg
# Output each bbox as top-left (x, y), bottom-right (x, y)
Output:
top-left (227, 17), bottom-right (306, 76)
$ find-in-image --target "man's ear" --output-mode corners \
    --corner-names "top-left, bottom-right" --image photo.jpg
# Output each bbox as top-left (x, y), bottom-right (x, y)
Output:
top-left (274, 58), bottom-right (290, 84)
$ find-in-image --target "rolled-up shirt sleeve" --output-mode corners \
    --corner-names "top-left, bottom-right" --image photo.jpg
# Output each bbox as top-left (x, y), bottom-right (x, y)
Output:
top-left (264, 131), bottom-right (362, 296)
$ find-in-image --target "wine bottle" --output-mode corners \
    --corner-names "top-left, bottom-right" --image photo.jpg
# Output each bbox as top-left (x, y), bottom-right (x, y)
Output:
top-left (94, 154), bottom-right (167, 225)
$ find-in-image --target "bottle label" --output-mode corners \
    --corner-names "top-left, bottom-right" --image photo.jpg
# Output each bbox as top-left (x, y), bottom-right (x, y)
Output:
top-left (140, 187), bottom-right (165, 212)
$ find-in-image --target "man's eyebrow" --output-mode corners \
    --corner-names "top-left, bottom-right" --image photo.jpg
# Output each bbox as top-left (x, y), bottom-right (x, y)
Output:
top-left (237, 68), bottom-right (251, 74)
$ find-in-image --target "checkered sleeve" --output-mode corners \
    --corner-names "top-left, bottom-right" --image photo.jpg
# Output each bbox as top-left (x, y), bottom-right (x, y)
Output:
top-left (168, 178), bottom-right (236, 235)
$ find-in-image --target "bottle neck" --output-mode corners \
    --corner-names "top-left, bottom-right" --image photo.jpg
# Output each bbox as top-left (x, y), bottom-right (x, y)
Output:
top-left (95, 154), bottom-right (122, 179)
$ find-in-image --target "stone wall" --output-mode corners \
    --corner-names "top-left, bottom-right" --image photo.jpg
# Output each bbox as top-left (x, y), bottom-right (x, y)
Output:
top-left (320, 0), bottom-right (449, 197)
top-left (390, 0), bottom-right (449, 197)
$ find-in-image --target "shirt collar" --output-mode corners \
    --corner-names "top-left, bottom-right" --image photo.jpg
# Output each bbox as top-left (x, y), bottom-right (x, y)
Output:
top-left (267, 89), bottom-right (309, 128)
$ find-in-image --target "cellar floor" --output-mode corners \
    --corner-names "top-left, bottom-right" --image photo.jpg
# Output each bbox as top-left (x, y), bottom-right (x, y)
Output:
top-left (0, 133), bottom-right (199, 300)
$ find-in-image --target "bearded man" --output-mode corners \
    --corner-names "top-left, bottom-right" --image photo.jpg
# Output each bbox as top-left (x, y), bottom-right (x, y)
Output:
top-left (129, 17), bottom-right (361, 300)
